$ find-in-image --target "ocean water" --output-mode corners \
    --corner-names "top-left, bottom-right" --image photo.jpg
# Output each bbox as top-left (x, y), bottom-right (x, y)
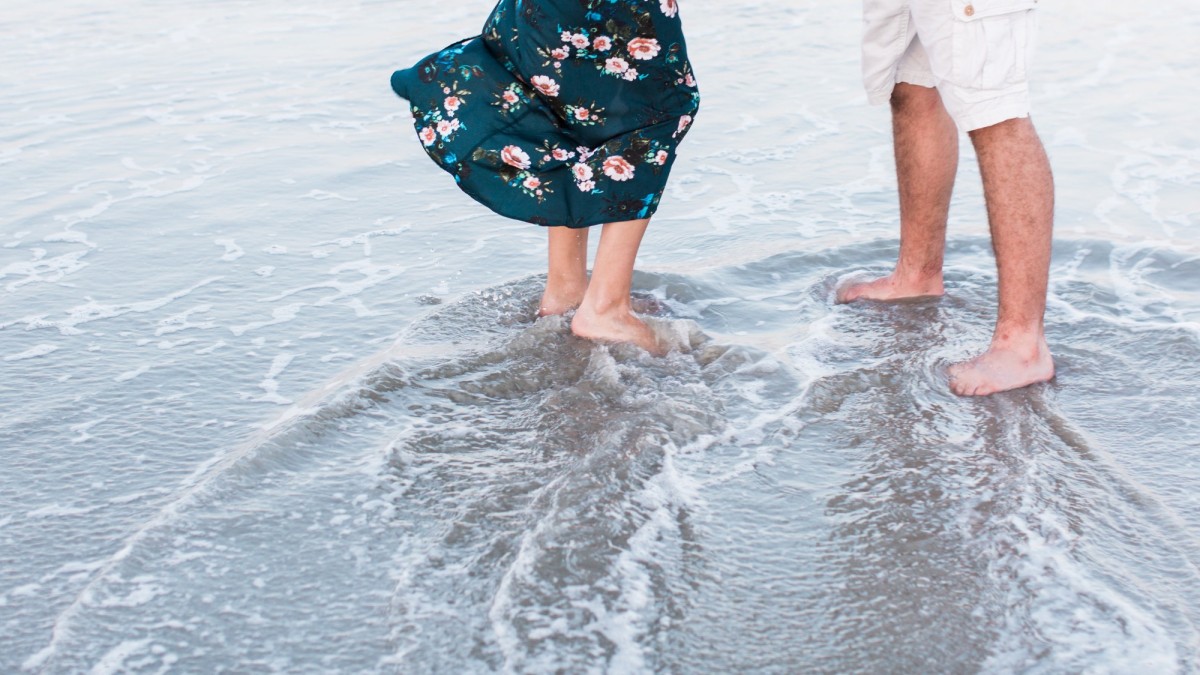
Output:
top-left (2, 0), bottom-right (1198, 672)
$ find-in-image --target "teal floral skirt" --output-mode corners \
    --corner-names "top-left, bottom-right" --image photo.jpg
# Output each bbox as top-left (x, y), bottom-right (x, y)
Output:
top-left (391, 0), bottom-right (700, 228)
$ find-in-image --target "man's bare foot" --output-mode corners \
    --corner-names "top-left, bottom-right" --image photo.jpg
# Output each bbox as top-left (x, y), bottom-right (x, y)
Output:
top-left (836, 271), bottom-right (945, 304)
top-left (948, 336), bottom-right (1054, 396)
top-left (571, 303), bottom-right (664, 355)
top-left (538, 284), bottom-right (587, 317)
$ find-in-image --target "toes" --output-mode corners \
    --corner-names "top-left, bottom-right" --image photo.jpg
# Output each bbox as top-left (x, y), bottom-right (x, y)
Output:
top-left (948, 368), bottom-right (988, 397)
top-left (948, 375), bottom-right (966, 396)
top-left (955, 381), bottom-right (982, 397)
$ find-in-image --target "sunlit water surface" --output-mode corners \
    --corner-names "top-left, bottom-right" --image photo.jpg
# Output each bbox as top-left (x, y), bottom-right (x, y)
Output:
top-left (3, 0), bottom-right (1199, 672)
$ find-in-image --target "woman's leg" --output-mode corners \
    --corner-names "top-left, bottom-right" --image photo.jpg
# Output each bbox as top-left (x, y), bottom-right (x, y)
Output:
top-left (539, 226), bottom-right (590, 316)
top-left (570, 218), bottom-right (661, 353)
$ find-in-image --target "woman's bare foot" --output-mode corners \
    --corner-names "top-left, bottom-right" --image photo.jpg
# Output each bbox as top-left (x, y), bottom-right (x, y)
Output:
top-left (571, 303), bottom-right (664, 355)
top-left (948, 334), bottom-right (1054, 396)
top-left (568, 217), bottom-right (661, 352)
top-left (538, 283), bottom-right (587, 317)
top-left (836, 271), bottom-right (945, 303)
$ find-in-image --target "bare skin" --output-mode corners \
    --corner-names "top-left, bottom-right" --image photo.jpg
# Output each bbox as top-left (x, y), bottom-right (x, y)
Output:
top-left (837, 84), bottom-right (957, 303)
top-left (536, 218), bottom-right (662, 353)
top-left (837, 83), bottom-right (1055, 396)
top-left (948, 117), bottom-right (1055, 396)
top-left (538, 227), bottom-right (589, 316)
top-left (568, 218), bottom-right (663, 354)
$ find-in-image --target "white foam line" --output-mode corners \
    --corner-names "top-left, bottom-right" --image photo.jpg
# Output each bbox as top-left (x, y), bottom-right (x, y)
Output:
top-left (1047, 293), bottom-right (1200, 339)
top-left (53, 172), bottom-right (210, 228)
top-left (228, 303), bottom-right (302, 337)
top-left (42, 230), bottom-right (94, 248)
top-left (154, 304), bottom-right (214, 337)
top-left (21, 321), bottom-right (466, 672)
top-left (3, 343), bottom-right (59, 362)
top-left (214, 238), bottom-right (244, 261)
top-left (254, 353), bottom-right (298, 405)
top-left (581, 524), bottom-right (657, 672)
top-left (2, 277), bottom-right (222, 335)
top-left (1031, 396), bottom-right (1200, 578)
top-left (487, 471), bottom-right (576, 674)
top-left (254, 260), bottom-right (406, 307)
top-left (984, 442), bottom-right (1183, 671)
top-left (113, 364), bottom-right (150, 383)
top-left (311, 225), bottom-right (411, 257)
top-left (483, 450), bottom-right (692, 673)
top-left (87, 638), bottom-right (151, 675)
top-left (688, 334), bottom-right (837, 489)
top-left (592, 451), bottom-right (693, 673)
top-left (1, 249), bottom-right (90, 293)
top-left (970, 394), bottom-right (1200, 668)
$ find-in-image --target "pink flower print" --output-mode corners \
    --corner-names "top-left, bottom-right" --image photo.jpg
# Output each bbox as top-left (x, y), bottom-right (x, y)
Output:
top-left (574, 107), bottom-right (592, 121)
top-left (572, 163), bottom-right (594, 182)
top-left (552, 148), bottom-right (573, 161)
top-left (419, 127), bottom-right (436, 146)
top-left (623, 69), bottom-right (639, 81)
top-left (577, 146), bottom-right (595, 160)
top-left (592, 36), bottom-right (613, 52)
top-left (654, 149), bottom-right (669, 165)
top-left (444, 96), bottom-right (461, 114)
top-left (436, 120), bottom-right (454, 137)
top-left (577, 180), bottom-right (596, 192)
top-left (502, 89), bottom-right (520, 104)
top-left (604, 57), bottom-right (629, 75)
top-left (627, 38), bottom-right (661, 61)
top-left (602, 156), bottom-right (635, 182)
top-left (531, 75), bottom-right (560, 98)
top-left (674, 114), bottom-right (692, 137)
top-left (523, 176), bottom-right (541, 190)
top-left (685, 73), bottom-right (696, 87)
top-left (570, 33), bottom-right (590, 49)
top-left (561, 31), bottom-right (573, 42)
top-left (501, 145), bottom-right (531, 170)
top-left (552, 47), bottom-right (569, 60)
top-left (661, 0), bottom-right (678, 17)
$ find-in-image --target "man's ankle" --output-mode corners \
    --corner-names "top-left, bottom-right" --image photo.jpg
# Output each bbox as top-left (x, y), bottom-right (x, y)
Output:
top-left (990, 323), bottom-right (1048, 354)
top-left (891, 264), bottom-right (943, 288)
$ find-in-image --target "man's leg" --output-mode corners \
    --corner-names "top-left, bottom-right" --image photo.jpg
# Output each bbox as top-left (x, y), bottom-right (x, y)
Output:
top-left (539, 226), bottom-right (589, 316)
top-left (571, 218), bottom-right (662, 354)
top-left (837, 82), bottom-right (959, 303)
top-left (948, 117), bottom-right (1054, 396)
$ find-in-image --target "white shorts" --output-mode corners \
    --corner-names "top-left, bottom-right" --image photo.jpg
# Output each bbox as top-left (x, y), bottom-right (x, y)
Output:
top-left (862, 0), bottom-right (1040, 131)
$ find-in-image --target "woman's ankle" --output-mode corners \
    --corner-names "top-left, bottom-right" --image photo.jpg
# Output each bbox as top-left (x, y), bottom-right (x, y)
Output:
top-left (539, 282), bottom-right (588, 316)
top-left (577, 292), bottom-right (632, 318)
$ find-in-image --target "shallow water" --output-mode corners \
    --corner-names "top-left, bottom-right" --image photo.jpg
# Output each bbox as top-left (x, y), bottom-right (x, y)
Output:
top-left (3, 0), bottom-right (1199, 672)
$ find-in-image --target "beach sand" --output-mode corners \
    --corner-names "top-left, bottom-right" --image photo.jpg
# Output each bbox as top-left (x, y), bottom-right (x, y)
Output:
top-left (2, 0), bottom-right (1198, 671)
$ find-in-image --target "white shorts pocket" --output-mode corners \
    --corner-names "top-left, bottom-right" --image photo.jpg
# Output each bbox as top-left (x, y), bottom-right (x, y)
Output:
top-left (952, 0), bottom-right (1038, 21)
top-left (950, 0), bottom-right (1039, 99)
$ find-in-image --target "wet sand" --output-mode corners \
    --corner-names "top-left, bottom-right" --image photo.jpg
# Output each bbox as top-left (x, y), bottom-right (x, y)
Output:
top-left (2, 0), bottom-right (1198, 672)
